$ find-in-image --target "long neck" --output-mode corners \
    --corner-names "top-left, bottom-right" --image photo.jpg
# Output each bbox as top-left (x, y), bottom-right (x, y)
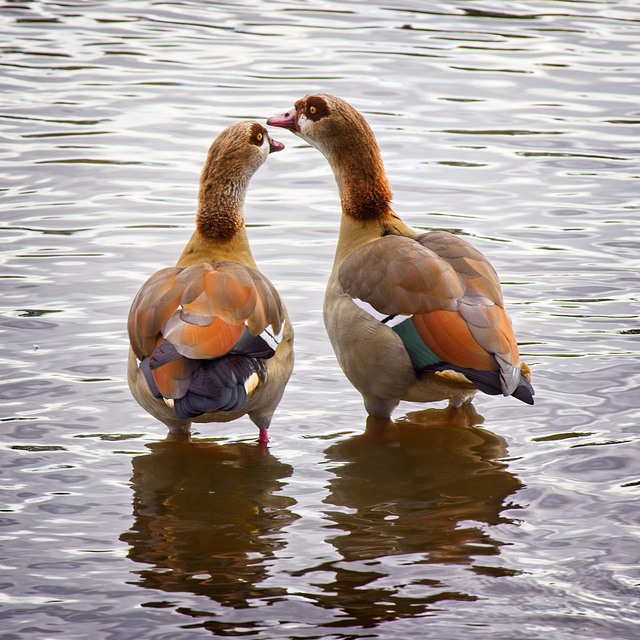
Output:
top-left (196, 157), bottom-right (248, 242)
top-left (176, 156), bottom-right (257, 268)
top-left (324, 125), bottom-right (406, 266)
top-left (328, 130), bottom-right (393, 222)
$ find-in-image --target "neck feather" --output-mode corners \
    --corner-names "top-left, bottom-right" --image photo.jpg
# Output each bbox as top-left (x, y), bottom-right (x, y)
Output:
top-left (326, 123), bottom-right (392, 221)
top-left (196, 152), bottom-right (249, 242)
top-left (196, 200), bottom-right (243, 242)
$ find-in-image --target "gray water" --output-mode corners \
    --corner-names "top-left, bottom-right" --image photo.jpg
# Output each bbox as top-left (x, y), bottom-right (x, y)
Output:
top-left (1, 1), bottom-right (640, 638)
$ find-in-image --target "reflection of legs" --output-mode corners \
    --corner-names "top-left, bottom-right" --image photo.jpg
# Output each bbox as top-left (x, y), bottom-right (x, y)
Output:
top-left (321, 413), bottom-right (522, 620)
top-left (443, 402), bottom-right (485, 428)
top-left (122, 439), bottom-right (296, 608)
top-left (364, 403), bottom-right (485, 439)
top-left (362, 415), bottom-right (398, 442)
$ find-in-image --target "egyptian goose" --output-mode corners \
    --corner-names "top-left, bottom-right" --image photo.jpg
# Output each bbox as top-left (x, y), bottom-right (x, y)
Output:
top-left (268, 94), bottom-right (533, 421)
top-left (127, 121), bottom-right (294, 443)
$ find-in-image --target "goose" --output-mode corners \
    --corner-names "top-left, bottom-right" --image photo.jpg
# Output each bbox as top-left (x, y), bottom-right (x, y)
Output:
top-left (127, 121), bottom-right (294, 443)
top-left (268, 94), bottom-right (533, 424)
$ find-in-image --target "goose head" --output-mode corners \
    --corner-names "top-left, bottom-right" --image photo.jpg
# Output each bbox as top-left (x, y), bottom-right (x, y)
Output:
top-left (268, 94), bottom-right (392, 221)
top-left (202, 120), bottom-right (284, 181)
top-left (267, 93), bottom-right (376, 161)
top-left (196, 121), bottom-right (284, 240)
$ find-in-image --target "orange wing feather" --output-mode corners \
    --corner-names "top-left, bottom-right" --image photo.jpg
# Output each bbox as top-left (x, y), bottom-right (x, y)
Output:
top-left (163, 315), bottom-right (245, 360)
top-left (412, 310), bottom-right (497, 371)
top-left (415, 231), bottom-right (522, 370)
top-left (128, 261), bottom-right (284, 363)
top-left (151, 354), bottom-right (199, 399)
top-left (128, 261), bottom-right (285, 405)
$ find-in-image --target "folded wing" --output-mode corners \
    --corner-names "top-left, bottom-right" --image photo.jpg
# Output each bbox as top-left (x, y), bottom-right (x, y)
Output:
top-left (128, 261), bottom-right (285, 418)
top-left (338, 233), bottom-right (533, 404)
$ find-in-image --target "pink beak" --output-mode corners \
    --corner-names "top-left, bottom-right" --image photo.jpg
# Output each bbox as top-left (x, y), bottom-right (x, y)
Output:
top-left (267, 109), bottom-right (298, 132)
top-left (269, 137), bottom-right (285, 153)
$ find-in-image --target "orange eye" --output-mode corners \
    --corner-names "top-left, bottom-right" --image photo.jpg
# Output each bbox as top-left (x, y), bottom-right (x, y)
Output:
top-left (256, 132), bottom-right (263, 142)
top-left (309, 106), bottom-right (317, 115)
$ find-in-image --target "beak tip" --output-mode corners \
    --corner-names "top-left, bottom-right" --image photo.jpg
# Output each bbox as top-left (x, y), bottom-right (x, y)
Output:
top-left (269, 139), bottom-right (285, 153)
top-left (267, 111), bottom-right (298, 132)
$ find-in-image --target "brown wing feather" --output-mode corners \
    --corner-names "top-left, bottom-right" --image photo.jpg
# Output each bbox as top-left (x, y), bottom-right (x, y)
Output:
top-left (338, 235), bottom-right (465, 315)
top-left (416, 231), bottom-right (504, 305)
top-left (128, 267), bottom-right (184, 358)
top-left (128, 261), bottom-right (285, 363)
top-left (416, 231), bottom-right (521, 368)
top-left (459, 304), bottom-right (520, 367)
top-left (213, 261), bottom-right (284, 334)
top-left (202, 265), bottom-right (255, 316)
top-left (337, 230), bottom-right (523, 381)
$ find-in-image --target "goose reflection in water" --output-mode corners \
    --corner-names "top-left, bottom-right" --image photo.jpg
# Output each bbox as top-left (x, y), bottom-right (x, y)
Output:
top-left (308, 406), bottom-right (523, 626)
top-left (120, 438), bottom-right (297, 609)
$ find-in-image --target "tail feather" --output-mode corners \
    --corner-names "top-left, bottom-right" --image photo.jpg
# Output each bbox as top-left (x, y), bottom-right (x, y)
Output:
top-left (511, 375), bottom-right (535, 405)
top-left (174, 385), bottom-right (243, 419)
top-left (140, 328), bottom-right (273, 419)
top-left (422, 362), bottom-right (534, 405)
top-left (188, 355), bottom-right (260, 397)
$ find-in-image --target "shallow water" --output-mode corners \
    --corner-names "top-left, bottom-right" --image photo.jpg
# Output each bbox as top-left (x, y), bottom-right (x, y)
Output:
top-left (1, 1), bottom-right (640, 638)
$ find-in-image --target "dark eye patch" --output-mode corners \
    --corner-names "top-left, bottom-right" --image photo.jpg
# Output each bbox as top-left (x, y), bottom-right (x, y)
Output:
top-left (305, 96), bottom-right (330, 121)
top-left (250, 122), bottom-right (266, 146)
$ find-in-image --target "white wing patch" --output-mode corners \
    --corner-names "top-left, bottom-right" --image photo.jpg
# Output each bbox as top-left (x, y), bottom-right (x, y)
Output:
top-left (350, 297), bottom-right (409, 328)
top-left (260, 324), bottom-right (284, 351)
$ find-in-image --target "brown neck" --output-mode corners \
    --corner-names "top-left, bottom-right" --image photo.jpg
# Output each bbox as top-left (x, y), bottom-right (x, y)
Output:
top-left (196, 202), bottom-right (243, 242)
top-left (327, 127), bottom-right (416, 266)
top-left (177, 154), bottom-right (256, 268)
top-left (327, 122), bottom-right (392, 221)
top-left (196, 176), bottom-right (246, 242)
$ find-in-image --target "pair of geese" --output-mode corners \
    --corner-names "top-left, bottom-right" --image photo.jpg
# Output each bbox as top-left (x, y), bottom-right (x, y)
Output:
top-left (128, 93), bottom-right (534, 443)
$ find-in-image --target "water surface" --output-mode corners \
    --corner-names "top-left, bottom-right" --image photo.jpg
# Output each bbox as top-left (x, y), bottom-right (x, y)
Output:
top-left (1, 1), bottom-right (640, 638)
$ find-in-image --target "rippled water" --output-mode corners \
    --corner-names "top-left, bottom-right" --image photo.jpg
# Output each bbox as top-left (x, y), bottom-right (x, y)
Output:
top-left (2, 1), bottom-right (639, 638)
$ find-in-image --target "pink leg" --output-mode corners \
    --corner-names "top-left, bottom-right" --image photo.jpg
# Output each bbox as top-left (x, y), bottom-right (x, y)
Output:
top-left (258, 427), bottom-right (269, 444)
